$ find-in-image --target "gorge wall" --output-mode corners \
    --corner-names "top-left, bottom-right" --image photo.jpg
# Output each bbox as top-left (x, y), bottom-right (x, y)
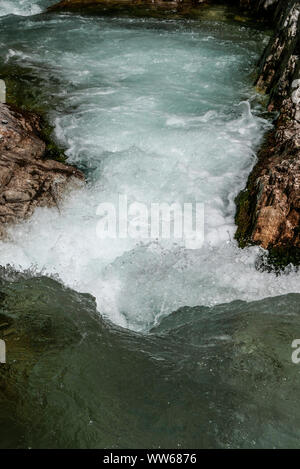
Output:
top-left (235, 0), bottom-right (300, 266)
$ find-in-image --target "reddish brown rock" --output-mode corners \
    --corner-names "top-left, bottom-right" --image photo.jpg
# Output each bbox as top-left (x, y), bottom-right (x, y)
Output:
top-left (235, 0), bottom-right (300, 260)
top-left (0, 104), bottom-right (84, 237)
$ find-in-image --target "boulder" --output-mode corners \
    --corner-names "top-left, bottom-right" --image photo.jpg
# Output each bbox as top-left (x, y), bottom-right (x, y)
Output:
top-left (0, 103), bottom-right (84, 237)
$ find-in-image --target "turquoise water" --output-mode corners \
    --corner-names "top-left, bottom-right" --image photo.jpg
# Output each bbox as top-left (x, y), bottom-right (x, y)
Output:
top-left (0, 0), bottom-right (300, 449)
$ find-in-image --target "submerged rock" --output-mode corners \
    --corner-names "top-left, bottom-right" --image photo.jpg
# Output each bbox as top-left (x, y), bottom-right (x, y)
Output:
top-left (47, 0), bottom-right (282, 18)
top-left (235, 0), bottom-right (300, 266)
top-left (47, 0), bottom-right (256, 20)
top-left (48, 0), bottom-right (202, 14)
top-left (0, 104), bottom-right (84, 237)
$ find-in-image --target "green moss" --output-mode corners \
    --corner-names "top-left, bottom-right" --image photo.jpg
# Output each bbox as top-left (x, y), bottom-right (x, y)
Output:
top-left (256, 246), bottom-right (300, 274)
top-left (37, 118), bottom-right (67, 164)
top-left (0, 63), bottom-right (67, 164)
top-left (234, 188), bottom-right (255, 248)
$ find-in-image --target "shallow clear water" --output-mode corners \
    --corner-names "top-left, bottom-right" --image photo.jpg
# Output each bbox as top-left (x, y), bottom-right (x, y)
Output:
top-left (1, 1), bottom-right (300, 449)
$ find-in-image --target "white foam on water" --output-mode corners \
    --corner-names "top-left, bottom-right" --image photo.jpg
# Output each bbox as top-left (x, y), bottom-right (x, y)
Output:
top-left (0, 0), bottom-right (43, 17)
top-left (0, 15), bottom-right (298, 331)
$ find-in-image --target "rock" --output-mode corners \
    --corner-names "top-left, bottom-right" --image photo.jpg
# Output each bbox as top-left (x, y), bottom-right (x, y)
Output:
top-left (48, 0), bottom-right (187, 11)
top-left (256, 0), bottom-right (300, 105)
top-left (235, 0), bottom-right (300, 265)
top-left (47, 0), bottom-right (280, 17)
top-left (239, 0), bottom-right (280, 17)
top-left (47, 0), bottom-right (212, 16)
top-left (0, 103), bottom-right (84, 236)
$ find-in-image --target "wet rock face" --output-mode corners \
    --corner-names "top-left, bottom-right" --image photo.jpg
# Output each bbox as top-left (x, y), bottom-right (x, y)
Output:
top-left (236, 110), bottom-right (300, 250)
top-left (256, 0), bottom-right (300, 105)
top-left (235, 0), bottom-right (300, 259)
top-left (239, 0), bottom-right (280, 17)
top-left (0, 104), bottom-right (84, 237)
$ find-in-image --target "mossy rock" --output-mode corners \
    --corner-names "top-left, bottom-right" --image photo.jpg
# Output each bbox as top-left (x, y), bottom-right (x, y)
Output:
top-left (0, 63), bottom-right (67, 164)
top-left (234, 187), bottom-right (258, 249)
top-left (256, 246), bottom-right (300, 274)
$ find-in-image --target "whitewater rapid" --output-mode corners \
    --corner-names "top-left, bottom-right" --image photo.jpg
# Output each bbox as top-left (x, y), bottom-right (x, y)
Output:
top-left (0, 0), bottom-right (45, 17)
top-left (0, 3), bottom-right (299, 331)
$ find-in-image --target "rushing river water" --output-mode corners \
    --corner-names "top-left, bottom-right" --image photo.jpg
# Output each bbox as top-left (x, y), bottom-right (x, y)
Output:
top-left (1, 0), bottom-right (300, 449)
